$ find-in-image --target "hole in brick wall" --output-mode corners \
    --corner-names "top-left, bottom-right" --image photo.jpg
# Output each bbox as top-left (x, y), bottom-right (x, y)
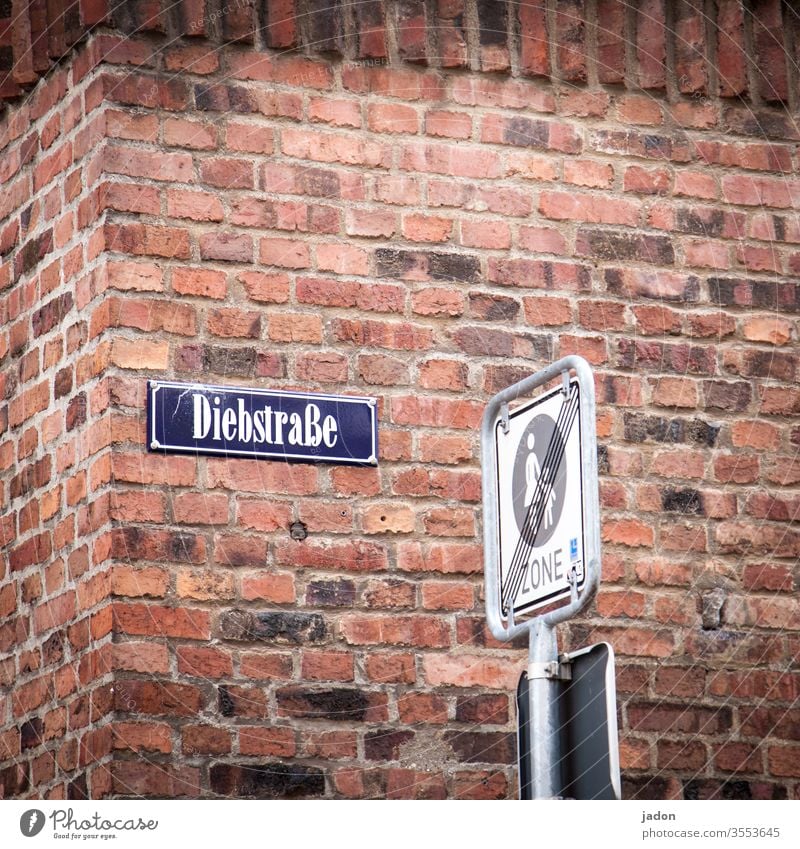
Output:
top-left (701, 588), bottom-right (727, 630)
top-left (290, 521), bottom-right (308, 541)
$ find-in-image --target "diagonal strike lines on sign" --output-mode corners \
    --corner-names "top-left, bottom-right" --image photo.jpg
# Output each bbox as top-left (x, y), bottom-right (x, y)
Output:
top-left (502, 384), bottom-right (580, 611)
top-left (501, 384), bottom-right (580, 614)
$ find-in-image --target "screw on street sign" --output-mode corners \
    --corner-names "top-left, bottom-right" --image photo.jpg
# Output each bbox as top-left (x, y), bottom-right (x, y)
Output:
top-left (494, 378), bottom-right (586, 618)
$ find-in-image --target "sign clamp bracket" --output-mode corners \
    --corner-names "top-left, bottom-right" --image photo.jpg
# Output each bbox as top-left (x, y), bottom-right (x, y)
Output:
top-left (528, 658), bottom-right (572, 681)
top-left (500, 402), bottom-right (510, 434)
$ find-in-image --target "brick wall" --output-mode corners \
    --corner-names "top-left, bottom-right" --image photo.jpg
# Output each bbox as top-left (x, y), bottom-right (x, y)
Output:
top-left (0, 38), bottom-right (115, 798)
top-left (1, 1), bottom-right (799, 800)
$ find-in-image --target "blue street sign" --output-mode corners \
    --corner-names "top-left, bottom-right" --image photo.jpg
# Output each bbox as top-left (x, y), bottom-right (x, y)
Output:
top-left (147, 380), bottom-right (378, 465)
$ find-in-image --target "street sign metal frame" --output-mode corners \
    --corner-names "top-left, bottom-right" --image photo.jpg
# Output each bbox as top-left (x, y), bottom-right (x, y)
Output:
top-left (482, 355), bottom-right (601, 640)
top-left (147, 379), bottom-right (378, 466)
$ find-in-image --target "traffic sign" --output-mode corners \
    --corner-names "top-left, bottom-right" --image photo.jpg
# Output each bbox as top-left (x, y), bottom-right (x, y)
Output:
top-left (494, 378), bottom-right (586, 617)
top-left (516, 642), bottom-right (621, 800)
top-left (560, 642), bottom-right (621, 800)
top-left (481, 356), bottom-right (606, 800)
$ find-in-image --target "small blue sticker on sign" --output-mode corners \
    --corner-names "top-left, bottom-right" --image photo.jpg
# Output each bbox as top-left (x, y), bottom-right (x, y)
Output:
top-left (570, 537), bottom-right (579, 560)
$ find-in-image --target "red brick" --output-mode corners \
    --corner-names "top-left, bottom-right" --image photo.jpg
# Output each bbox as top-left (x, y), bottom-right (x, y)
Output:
top-left (302, 651), bottom-right (354, 682)
top-left (346, 208), bottom-right (397, 238)
top-left (164, 44), bottom-right (219, 74)
top-left (241, 572), bottom-right (296, 603)
top-left (260, 237), bottom-right (310, 269)
top-left (239, 271), bottom-right (290, 303)
top-left (112, 722), bottom-right (172, 754)
top-left (167, 189), bottom-right (223, 222)
top-left (111, 763), bottom-right (201, 797)
top-left (176, 646), bottom-right (233, 679)
top-left (283, 128), bottom-right (391, 168)
top-left (303, 730), bottom-right (357, 760)
top-left (206, 308), bottom-right (261, 339)
top-left (361, 504), bottom-right (415, 534)
top-left (239, 653), bottom-right (293, 681)
top-left (225, 122), bottom-right (274, 154)
top-left (268, 313), bottom-right (322, 343)
top-left (425, 110), bottom-right (471, 139)
top-left (239, 726), bottom-right (296, 757)
top-left (368, 103), bottom-right (418, 134)
top-left (540, 191), bottom-right (640, 225)
top-left (401, 142), bottom-right (501, 179)
top-left (182, 725), bottom-right (231, 755)
top-left (403, 214), bottom-right (453, 243)
top-left (200, 158), bottom-right (254, 189)
top-left (411, 288), bottom-right (463, 317)
top-left (365, 653), bottom-right (416, 684)
top-left (274, 538), bottom-right (388, 572)
top-left (34, 591), bottom-right (76, 634)
top-left (602, 519), bottom-right (654, 547)
top-left (391, 396), bottom-right (482, 429)
top-left (200, 232), bottom-right (253, 263)
top-left (342, 65), bottom-right (443, 100)
top-left (105, 223), bottom-right (190, 259)
top-left (623, 165), bottom-right (670, 195)
top-left (105, 146), bottom-right (192, 182)
top-left (769, 747), bottom-right (800, 778)
top-left (110, 297), bottom-right (196, 336)
top-left (309, 97), bottom-right (361, 128)
top-left (341, 615), bottom-right (449, 648)
top-left (176, 570), bottom-right (235, 601)
top-left (564, 159), bottom-right (614, 188)
top-left (106, 110), bottom-right (158, 142)
top-left (423, 654), bottom-right (521, 690)
top-left (330, 466), bottom-right (381, 496)
top-left (113, 643), bottom-right (170, 675)
top-left (113, 603), bottom-right (211, 640)
top-left (111, 565), bottom-right (169, 599)
top-left (460, 220), bottom-right (510, 250)
top-left (421, 581), bottom-right (474, 611)
top-left (717, 0), bottom-right (748, 96)
top-left (316, 244), bottom-right (369, 276)
top-left (207, 457), bottom-right (316, 496)
top-left (163, 118), bottom-right (217, 150)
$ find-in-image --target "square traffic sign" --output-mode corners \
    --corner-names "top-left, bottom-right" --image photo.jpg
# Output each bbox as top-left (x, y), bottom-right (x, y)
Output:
top-left (494, 379), bottom-right (586, 617)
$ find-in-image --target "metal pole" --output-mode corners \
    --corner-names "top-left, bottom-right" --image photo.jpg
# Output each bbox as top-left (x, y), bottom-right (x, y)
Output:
top-left (528, 618), bottom-right (561, 799)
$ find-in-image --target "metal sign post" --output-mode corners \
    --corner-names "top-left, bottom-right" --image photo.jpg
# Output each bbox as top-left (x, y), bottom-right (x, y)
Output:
top-left (481, 355), bottom-right (614, 799)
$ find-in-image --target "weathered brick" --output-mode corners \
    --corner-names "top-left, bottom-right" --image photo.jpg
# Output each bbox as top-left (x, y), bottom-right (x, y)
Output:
top-left (209, 763), bottom-right (323, 798)
top-left (217, 609), bottom-right (326, 644)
